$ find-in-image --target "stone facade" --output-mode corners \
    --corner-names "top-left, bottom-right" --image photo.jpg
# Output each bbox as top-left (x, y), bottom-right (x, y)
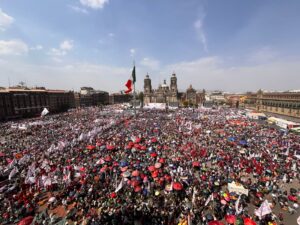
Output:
top-left (245, 90), bottom-right (300, 119)
top-left (77, 87), bottom-right (109, 107)
top-left (181, 85), bottom-right (206, 106)
top-left (109, 93), bottom-right (133, 104)
top-left (0, 87), bottom-right (75, 121)
top-left (144, 73), bottom-right (179, 107)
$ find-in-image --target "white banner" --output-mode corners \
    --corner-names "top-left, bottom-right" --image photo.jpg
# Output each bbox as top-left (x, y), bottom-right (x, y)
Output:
top-left (228, 182), bottom-right (249, 196)
top-left (254, 200), bottom-right (272, 219)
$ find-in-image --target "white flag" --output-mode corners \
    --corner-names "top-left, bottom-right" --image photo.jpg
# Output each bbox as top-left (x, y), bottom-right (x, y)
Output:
top-left (78, 133), bottom-right (85, 141)
top-left (47, 144), bottom-right (55, 153)
top-left (41, 108), bottom-right (49, 117)
top-left (254, 200), bottom-right (272, 219)
top-left (26, 177), bottom-right (36, 184)
top-left (63, 166), bottom-right (71, 184)
top-left (282, 174), bottom-right (287, 183)
top-left (297, 216), bottom-right (300, 225)
top-left (43, 177), bottom-right (52, 187)
top-left (192, 187), bottom-right (196, 205)
top-left (19, 154), bottom-right (30, 165)
top-left (25, 163), bottom-right (36, 184)
top-left (9, 167), bottom-right (19, 180)
top-left (204, 193), bottom-right (214, 206)
top-left (115, 178), bottom-right (124, 193)
top-left (235, 195), bottom-right (243, 214)
top-left (57, 141), bottom-right (66, 151)
top-left (284, 148), bottom-right (289, 156)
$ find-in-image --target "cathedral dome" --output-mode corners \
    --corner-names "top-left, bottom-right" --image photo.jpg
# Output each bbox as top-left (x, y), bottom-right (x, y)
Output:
top-left (161, 79), bottom-right (168, 88)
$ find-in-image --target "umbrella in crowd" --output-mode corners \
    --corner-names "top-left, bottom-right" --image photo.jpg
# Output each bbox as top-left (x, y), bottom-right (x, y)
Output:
top-left (18, 216), bottom-right (34, 225)
top-left (225, 214), bottom-right (236, 224)
top-left (244, 218), bottom-right (257, 225)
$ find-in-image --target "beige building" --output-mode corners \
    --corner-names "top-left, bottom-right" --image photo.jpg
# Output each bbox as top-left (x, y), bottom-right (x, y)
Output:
top-left (181, 85), bottom-right (206, 106)
top-left (245, 90), bottom-right (300, 119)
top-left (224, 94), bottom-right (246, 108)
top-left (144, 73), bottom-right (179, 107)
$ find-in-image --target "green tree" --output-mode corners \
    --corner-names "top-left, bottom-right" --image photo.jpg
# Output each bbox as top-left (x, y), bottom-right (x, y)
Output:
top-left (183, 100), bottom-right (189, 108)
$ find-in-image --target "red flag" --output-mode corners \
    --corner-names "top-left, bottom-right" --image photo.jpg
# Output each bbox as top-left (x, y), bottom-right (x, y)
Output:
top-left (125, 79), bottom-right (132, 94)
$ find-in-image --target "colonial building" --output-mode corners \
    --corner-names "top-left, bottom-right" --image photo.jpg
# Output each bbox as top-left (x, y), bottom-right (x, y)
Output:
top-left (144, 73), bottom-right (179, 107)
top-left (224, 94), bottom-right (246, 108)
top-left (76, 87), bottom-right (109, 107)
top-left (245, 90), bottom-right (300, 119)
top-left (109, 93), bottom-right (133, 104)
top-left (0, 87), bottom-right (75, 121)
top-left (181, 85), bottom-right (206, 106)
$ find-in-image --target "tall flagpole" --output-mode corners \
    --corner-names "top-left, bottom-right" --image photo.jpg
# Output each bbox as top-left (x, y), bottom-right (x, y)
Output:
top-left (133, 61), bottom-right (136, 117)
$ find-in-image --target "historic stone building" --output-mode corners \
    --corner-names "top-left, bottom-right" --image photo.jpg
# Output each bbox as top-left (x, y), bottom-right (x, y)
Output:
top-left (109, 93), bottom-right (133, 104)
top-left (245, 90), bottom-right (300, 120)
top-left (144, 73), bottom-right (179, 107)
top-left (0, 87), bottom-right (75, 121)
top-left (181, 85), bottom-right (206, 106)
top-left (75, 87), bottom-right (109, 107)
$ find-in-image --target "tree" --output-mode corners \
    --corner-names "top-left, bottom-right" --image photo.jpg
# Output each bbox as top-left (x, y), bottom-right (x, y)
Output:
top-left (183, 100), bottom-right (189, 108)
top-left (138, 92), bottom-right (144, 107)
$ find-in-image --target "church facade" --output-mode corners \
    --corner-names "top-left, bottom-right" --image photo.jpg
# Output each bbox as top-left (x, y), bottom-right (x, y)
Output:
top-left (144, 73), bottom-right (179, 107)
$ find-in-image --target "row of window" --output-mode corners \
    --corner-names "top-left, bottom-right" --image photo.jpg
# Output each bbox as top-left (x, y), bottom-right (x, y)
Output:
top-left (0, 93), bottom-right (73, 118)
top-left (262, 105), bottom-right (300, 115)
top-left (263, 95), bottom-right (300, 100)
top-left (262, 101), bottom-right (300, 109)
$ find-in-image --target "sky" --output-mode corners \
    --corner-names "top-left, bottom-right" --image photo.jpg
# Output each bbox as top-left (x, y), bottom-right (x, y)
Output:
top-left (0, 0), bottom-right (300, 93)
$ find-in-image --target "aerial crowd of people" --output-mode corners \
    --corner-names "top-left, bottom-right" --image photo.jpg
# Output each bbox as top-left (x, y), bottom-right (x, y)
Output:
top-left (0, 106), bottom-right (299, 225)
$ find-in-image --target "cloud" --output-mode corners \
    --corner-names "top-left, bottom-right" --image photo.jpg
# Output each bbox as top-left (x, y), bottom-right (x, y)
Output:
top-left (194, 16), bottom-right (208, 52)
top-left (248, 47), bottom-right (278, 64)
top-left (30, 45), bottom-right (43, 51)
top-left (130, 48), bottom-right (136, 57)
top-left (0, 8), bottom-right (14, 31)
top-left (68, 5), bottom-right (89, 14)
top-left (48, 40), bottom-right (74, 57)
top-left (0, 39), bottom-right (28, 55)
top-left (48, 48), bottom-right (67, 56)
top-left (140, 57), bottom-right (160, 70)
top-left (98, 33), bottom-right (114, 45)
top-left (80, 0), bottom-right (109, 9)
top-left (60, 40), bottom-right (74, 51)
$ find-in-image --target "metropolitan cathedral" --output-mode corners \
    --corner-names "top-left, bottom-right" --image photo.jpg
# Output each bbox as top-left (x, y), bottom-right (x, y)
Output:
top-left (143, 73), bottom-right (180, 107)
top-left (143, 73), bottom-right (206, 107)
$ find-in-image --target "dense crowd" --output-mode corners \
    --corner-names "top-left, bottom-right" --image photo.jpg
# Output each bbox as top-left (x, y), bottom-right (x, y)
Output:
top-left (0, 106), bottom-right (299, 225)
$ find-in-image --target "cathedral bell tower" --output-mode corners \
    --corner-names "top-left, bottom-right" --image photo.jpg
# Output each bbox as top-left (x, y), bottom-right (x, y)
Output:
top-left (144, 74), bottom-right (152, 94)
top-left (144, 74), bottom-right (152, 104)
top-left (170, 72), bottom-right (178, 93)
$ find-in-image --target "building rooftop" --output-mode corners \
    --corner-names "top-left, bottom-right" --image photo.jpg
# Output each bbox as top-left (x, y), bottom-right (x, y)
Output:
top-left (0, 87), bottom-right (69, 93)
top-left (288, 90), bottom-right (300, 93)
